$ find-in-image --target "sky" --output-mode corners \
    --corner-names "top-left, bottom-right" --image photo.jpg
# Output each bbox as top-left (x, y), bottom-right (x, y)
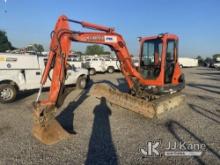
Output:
top-left (0, 0), bottom-right (220, 58)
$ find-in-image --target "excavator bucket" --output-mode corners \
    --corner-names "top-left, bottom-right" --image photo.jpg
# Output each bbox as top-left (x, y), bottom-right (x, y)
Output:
top-left (90, 83), bottom-right (185, 118)
top-left (32, 103), bottom-right (70, 145)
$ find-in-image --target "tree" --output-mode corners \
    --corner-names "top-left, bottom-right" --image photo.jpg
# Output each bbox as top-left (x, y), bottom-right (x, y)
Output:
top-left (204, 57), bottom-right (213, 67)
top-left (196, 55), bottom-right (204, 66)
top-left (213, 54), bottom-right (220, 60)
top-left (0, 30), bottom-right (14, 52)
top-left (75, 51), bottom-right (83, 55)
top-left (33, 44), bottom-right (44, 52)
top-left (85, 45), bottom-right (105, 55)
top-left (103, 51), bottom-right (111, 55)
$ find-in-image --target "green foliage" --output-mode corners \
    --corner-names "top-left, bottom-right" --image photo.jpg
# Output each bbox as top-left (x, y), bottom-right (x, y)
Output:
top-left (204, 57), bottom-right (212, 62)
top-left (103, 51), bottom-right (111, 55)
top-left (213, 54), bottom-right (220, 59)
top-left (75, 51), bottom-right (83, 55)
top-left (27, 44), bottom-right (44, 52)
top-left (33, 44), bottom-right (44, 52)
top-left (196, 55), bottom-right (204, 66)
top-left (0, 30), bottom-right (14, 52)
top-left (85, 45), bottom-right (105, 55)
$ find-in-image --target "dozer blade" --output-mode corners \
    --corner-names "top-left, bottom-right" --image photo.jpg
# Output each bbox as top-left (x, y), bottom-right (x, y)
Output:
top-left (90, 83), bottom-right (185, 118)
top-left (32, 103), bottom-right (70, 145)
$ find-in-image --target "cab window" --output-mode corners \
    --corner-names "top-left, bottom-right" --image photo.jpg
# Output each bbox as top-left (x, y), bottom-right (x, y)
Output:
top-left (141, 39), bottom-right (162, 66)
top-left (166, 40), bottom-right (175, 62)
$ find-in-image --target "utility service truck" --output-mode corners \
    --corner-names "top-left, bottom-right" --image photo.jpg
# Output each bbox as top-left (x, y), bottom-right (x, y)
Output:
top-left (0, 54), bottom-right (89, 103)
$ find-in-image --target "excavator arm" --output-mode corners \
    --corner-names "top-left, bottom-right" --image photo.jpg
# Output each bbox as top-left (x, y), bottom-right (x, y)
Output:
top-left (36, 15), bottom-right (144, 107)
top-left (33, 15), bottom-right (140, 145)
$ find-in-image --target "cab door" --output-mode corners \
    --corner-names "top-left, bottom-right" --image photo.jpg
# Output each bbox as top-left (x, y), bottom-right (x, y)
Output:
top-left (139, 39), bottom-right (162, 79)
top-left (164, 40), bottom-right (177, 84)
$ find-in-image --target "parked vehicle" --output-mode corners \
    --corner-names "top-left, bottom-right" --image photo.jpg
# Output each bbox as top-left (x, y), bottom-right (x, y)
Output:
top-left (103, 58), bottom-right (121, 73)
top-left (82, 58), bottom-right (106, 75)
top-left (178, 57), bottom-right (198, 68)
top-left (67, 58), bottom-right (83, 69)
top-left (213, 62), bottom-right (220, 69)
top-left (82, 57), bottom-right (120, 75)
top-left (213, 56), bottom-right (220, 69)
top-left (0, 54), bottom-right (89, 103)
top-left (132, 59), bottom-right (139, 68)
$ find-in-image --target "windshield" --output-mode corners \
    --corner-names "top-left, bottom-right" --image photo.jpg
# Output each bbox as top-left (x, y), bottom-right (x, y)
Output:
top-left (141, 39), bottom-right (162, 66)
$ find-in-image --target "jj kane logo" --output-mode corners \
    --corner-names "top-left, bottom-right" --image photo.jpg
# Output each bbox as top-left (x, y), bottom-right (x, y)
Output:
top-left (140, 140), bottom-right (206, 157)
top-left (140, 140), bottom-right (161, 157)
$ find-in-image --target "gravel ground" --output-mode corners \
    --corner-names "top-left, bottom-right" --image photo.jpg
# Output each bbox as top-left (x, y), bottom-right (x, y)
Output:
top-left (0, 67), bottom-right (219, 165)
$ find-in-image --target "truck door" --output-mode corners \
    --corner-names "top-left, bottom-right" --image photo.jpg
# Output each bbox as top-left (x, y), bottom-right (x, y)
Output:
top-left (23, 57), bottom-right (42, 90)
top-left (24, 69), bottom-right (42, 90)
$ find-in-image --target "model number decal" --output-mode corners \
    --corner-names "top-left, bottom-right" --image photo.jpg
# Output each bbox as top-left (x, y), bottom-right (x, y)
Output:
top-left (104, 36), bottom-right (117, 43)
top-left (86, 36), bottom-right (104, 42)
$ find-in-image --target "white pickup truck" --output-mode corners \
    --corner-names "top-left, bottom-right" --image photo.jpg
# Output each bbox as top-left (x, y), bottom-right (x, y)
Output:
top-left (82, 57), bottom-right (120, 75)
top-left (0, 54), bottom-right (89, 103)
top-left (213, 62), bottom-right (220, 69)
top-left (213, 57), bottom-right (220, 69)
top-left (104, 58), bottom-right (121, 73)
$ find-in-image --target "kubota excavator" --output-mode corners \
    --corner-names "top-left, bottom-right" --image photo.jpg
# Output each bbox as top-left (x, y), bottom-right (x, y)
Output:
top-left (33, 15), bottom-right (185, 145)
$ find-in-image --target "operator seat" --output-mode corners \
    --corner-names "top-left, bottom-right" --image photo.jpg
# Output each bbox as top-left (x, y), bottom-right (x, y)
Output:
top-left (165, 53), bottom-right (175, 83)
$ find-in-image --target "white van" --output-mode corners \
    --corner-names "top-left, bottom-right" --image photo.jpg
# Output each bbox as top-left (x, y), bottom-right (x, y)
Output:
top-left (0, 54), bottom-right (89, 103)
top-left (82, 58), bottom-right (106, 75)
top-left (67, 56), bottom-right (82, 69)
top-left (178, 57), bottom-right (198, 68)
top-left (103, 58), bottom-right (121, 73)
top-left (82, 57), bottom-right (121, 75)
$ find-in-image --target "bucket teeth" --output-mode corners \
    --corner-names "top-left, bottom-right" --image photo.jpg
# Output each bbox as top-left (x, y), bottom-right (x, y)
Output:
top-left (32, 103), bottom-right (70, 145)
top-left (90, 83), bottom-right (185, 118)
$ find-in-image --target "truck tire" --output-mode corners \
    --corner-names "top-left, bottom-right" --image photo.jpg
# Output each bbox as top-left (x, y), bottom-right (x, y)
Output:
top-left (107, 66), bottom-right (114, 73)
top-left (0, 84), bottom-right (17, 103)
top-left (76, 76), bottom-right (87, 89)
top-left (89, 68), bottom-right (96, 75)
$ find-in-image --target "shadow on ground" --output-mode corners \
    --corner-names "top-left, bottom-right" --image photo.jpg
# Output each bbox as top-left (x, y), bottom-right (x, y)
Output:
top-left (56, 78), bottom-right (128, 134)
top-left (166, 120), bottom-right (220, 165)
top-left (187, 83), bottom-right (220, 95)
top-left (16, 89), bottom-right (39, 101)
top-left (56, 81), bottom-right (94, 134)
top-left (189, 104), bottom-right (220, 124)
top-left (56, 79), bottom-right (119, 164)
top-left (195, 72), bottom-right (220, 76)
top-left (85, 98), bottom-right (118, 165)
top-left (96, 78), bottom-right (129, 93)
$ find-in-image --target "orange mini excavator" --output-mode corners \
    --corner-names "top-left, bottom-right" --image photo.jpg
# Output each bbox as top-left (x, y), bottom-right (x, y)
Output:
top-left (33, 15), bottom-right (185, 145)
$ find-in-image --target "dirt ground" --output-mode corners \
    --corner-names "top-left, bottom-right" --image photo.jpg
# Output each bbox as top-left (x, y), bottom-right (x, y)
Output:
top-left (0, 67), bottom-right (219, 165)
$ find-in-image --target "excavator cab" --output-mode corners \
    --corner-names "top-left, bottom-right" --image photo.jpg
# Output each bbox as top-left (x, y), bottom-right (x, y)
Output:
top-left (139, 37), bottom-right (163, 80)
top-left (139, 33), bottom-right (184, 93)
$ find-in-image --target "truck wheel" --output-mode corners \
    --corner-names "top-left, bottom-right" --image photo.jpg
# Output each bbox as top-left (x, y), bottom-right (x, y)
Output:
top-left (77, 76), bottom-right (87, 89)
top-left (0, 84), bottom-right (17, 103)
top-left (179, 64), bottom-right (183, 68)
top-left (89, 68), bottom-right (96, 75)
top-left (107, 66), bottom-right (114, 73)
